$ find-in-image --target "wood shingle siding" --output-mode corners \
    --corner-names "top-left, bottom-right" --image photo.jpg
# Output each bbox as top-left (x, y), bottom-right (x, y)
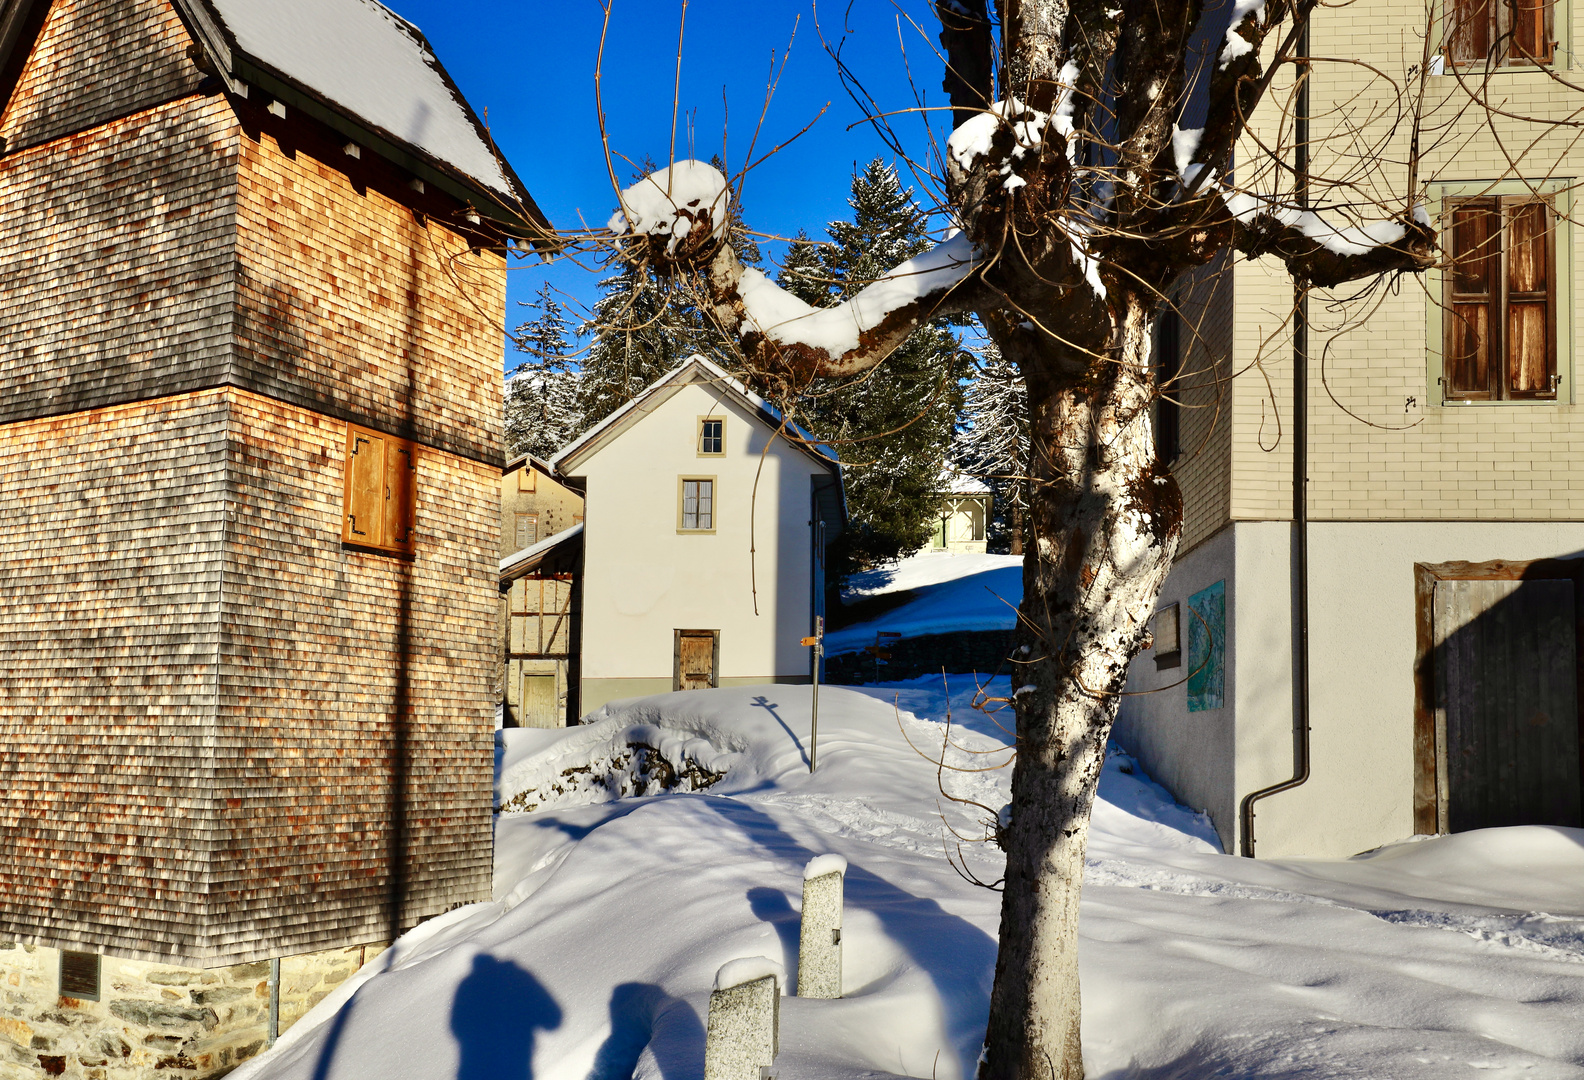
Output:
top-left (0, 96), bottom-right (239, 425)
top-left (0, 0), bottom-right (205, 153)
top-left (0, 0), bottom-right (508, 969)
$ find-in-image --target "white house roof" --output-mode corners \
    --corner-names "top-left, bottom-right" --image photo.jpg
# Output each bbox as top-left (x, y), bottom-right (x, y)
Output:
top-left (942, 469), bottom-right (992, 496)
top-left (549, 355), bottom-right (842, 479)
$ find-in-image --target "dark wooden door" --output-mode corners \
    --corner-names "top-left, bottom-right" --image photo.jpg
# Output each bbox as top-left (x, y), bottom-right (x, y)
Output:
top-left (677, 631), bottom-right (716, 690)
top-left (1434, 577), bottom-right (1583, 832)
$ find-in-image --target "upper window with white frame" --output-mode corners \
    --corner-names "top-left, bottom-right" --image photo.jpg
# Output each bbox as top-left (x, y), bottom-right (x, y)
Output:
top-left (1444, 0), bottom-right (1556, 66)
top-left (1443, 195), bottom-right (1557, 402)
top-left (679, 477), bottom-right (715, 531)
top-left (698, 417), bottom-right (725, 456)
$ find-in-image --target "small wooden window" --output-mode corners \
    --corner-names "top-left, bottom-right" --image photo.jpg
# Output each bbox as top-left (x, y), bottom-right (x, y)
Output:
top-left (515, 513), bottom-right (538, 549)
top-left (342, 423), bottom-right (418, 554)
top-left (1445, 0), bottom-right (1554, 65)
top-left (698, 417), bottom-right (725, 456)
top-left (1443, 196), bottom-right (1557, 402)
top-left (679, 477), bottom-right (715, 531)
top-left (59, 951), bottom-right (100, 1000)
top-left (1153, 603), bottom-right (1182, 670)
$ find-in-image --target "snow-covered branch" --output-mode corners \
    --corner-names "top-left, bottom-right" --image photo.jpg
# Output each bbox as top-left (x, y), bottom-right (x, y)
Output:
top-left (1222, 192), bottom-right (1435, 287)
top-left (610, 162), bottom-right (983, 379)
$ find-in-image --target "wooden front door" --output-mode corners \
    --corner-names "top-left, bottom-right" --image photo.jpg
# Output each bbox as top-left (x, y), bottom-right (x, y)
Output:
top-left (1432, 576), bottom-right (1583, 832)
top-left (676, 630), bottom-right (717, 691)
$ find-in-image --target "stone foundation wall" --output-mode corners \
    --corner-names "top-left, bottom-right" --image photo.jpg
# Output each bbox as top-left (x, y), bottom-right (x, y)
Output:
top-left (823, 629), bottom-right (1018, 686)
top-left (0, 941), bottom-right (382, 1079)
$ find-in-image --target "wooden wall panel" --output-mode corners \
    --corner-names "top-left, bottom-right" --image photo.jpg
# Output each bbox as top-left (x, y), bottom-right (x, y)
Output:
top-left (206, 390), bottom-right (497, 961)
top-left (0, 391), bottom-right (227, 962)
top-left (0, 95), bottom-right (239, 425)
top-left (0, 0), bottom-right (204, 154)
top-left (231, 130), bottom-right (508, 465)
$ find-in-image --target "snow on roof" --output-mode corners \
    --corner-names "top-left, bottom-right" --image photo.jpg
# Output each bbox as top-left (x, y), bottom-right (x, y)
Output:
top-left (500, 522), bottom-right (583, 579)
top-left (204, 0), bottom-right (514, 198)
top-left (942, 470), bottom-right (991, 496)
top-left (549, 355), bottom-right (840, 478)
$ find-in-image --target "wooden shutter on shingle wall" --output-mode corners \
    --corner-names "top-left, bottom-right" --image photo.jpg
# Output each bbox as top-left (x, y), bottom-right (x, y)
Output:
top-left (343, 422), bottom-right (418, 554)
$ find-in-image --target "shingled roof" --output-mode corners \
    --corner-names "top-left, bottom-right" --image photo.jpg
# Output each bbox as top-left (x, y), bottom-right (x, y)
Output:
top-left (0, 0), bottom-right (551, 239)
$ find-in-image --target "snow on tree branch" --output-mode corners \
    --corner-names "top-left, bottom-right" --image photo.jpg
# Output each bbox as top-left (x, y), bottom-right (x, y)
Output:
top-left (1221, 192), bottom-right (1435, 287)
top-left (610, 161), bottom-right (983, 379)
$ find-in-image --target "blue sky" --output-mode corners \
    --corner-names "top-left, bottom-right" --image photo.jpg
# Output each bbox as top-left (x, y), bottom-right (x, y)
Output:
top-left (379, 0), bottom-right (955, 366)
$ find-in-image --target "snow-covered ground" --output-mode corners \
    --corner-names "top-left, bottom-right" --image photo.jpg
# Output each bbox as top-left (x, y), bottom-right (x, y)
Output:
top-left (234, 677), bottom-right (1584, 1080)
top-left (827, 552), bottom-right (1024, 655)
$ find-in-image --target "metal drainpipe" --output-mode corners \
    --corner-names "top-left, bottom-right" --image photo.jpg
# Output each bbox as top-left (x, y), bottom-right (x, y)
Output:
top-left (1239, 17), bottom-right (1314, 858)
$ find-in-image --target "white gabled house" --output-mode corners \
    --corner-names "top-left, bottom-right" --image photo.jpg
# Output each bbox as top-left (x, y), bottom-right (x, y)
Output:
top-left (550, 356), bottom-right (846, 716)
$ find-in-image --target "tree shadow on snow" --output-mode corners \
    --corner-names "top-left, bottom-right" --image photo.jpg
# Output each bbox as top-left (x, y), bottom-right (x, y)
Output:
top-left (699, 798), bottom-right (997, 1067)
top-left (450, 953), bottom-right (562, 1080)
top-left (586, 981), bottom-right (705, 1080)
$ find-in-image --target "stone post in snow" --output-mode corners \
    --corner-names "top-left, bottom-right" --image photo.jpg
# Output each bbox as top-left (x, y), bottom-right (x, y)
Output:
top-left (797, 854), bottom-right (846, 999)
top-left (704, 957), bottom-right (782, 1080)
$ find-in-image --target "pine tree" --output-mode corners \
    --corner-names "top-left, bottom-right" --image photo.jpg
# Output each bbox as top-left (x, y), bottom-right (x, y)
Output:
top-left (954, 338), bottom-right (1030, 553)
top-left (575, 158), bottom-right (760, 426)
top-left (505, 284), bottom-right (582, 460)
top-left (780, 159), bottom-right (968, 572)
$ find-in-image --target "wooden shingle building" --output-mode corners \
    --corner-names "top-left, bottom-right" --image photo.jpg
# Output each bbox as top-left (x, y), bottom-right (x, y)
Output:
top-left (0, 0), bottom-right (547, 1073)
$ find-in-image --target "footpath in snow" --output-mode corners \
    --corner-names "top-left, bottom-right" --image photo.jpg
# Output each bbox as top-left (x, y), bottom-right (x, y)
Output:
top-left (234, 677), bottom-right (1584, 1080)
top-left (826, 551), bottom-right (1023, 656)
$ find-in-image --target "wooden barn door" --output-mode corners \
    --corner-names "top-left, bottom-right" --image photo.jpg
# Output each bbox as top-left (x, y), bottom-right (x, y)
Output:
top-left (1431, 575), bottom-right (1583, 832)
top-left (675, 630), bottom-right (718, 690)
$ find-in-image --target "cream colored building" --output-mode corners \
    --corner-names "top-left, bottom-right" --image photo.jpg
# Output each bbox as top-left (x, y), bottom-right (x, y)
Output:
top-left (551, 356), bottom-right (846, 716)
top-left (499, 454), bottom-right (584, 728)
top-left (1116, 0), bottom-right (1583, 858)
top-left (924, 471), bottom-right (992, 554)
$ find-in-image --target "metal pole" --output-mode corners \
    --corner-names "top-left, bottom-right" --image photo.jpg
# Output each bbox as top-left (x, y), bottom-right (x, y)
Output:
top-left (1239, 16), bottom-right (1314, 856)
top-left (810, 616), bottom-right (823, 772)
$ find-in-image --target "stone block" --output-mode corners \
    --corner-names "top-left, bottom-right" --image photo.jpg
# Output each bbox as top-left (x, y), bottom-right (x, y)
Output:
top-left (704, 959), bottom-right (782, 1080)
top-left (797, 855), bottom-right (846, 999)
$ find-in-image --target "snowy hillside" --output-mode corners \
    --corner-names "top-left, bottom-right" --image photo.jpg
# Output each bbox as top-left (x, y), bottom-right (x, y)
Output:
top-left (235, 679), bottom-right (1584, 1080)
top-left (827, 552), bottom-right (1024, 655)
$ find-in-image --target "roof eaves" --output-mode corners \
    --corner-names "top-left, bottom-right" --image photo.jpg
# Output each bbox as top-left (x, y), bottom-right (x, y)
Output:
top-left (173, 0), bottom-right (554, 247)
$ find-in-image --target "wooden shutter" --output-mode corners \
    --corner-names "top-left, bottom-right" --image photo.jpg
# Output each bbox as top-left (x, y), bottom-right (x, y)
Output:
top-left (676, 630), bottom-right (717, 690)
top-left (344, 427), bottom-right (387, 544)
top-left (343, 422), bottom-right (418, 554)
top-left (1502, 197), bottom-right (1555, 399)
top-left (384, 441), bottom-right (417, 552)
top-left (1497, 0), bottom-right (1554, 62)
top-left (1447, 0), bottom-right (1490, 61)
top-left (1444, 200), bottom-right (1498, 400)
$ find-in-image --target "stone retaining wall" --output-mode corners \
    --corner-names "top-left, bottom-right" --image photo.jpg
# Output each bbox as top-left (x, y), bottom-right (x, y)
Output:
top-left (0, 941), bottom-right (383, 1079)
top-left (823, 629), bottom-right (1018, 685)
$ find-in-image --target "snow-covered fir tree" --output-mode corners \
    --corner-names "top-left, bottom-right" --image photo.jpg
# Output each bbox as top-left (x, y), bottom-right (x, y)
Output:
top-left (773, 159), bottom-right (967, 572)
top-left (954, 338), bottom-right (1030, 553)
top-left (504, 284), bottom-right (582, 460)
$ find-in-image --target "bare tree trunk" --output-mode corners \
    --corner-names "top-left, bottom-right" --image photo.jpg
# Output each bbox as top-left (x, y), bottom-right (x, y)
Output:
top-left (982, 297), bottom-right (1181, 1080)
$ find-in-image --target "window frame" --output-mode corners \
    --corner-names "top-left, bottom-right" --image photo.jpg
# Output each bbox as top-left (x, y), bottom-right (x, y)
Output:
top-left (677, 475), bottom-right (717, 534)
top-left (697, 416), bottom-right (726, 457)
top-left (342, 422), bottom-right (419, 556)
top-left (1427, 180), bottom-right (1573, 407)
top-left (1439, 0), bottom-right (1562, 68)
